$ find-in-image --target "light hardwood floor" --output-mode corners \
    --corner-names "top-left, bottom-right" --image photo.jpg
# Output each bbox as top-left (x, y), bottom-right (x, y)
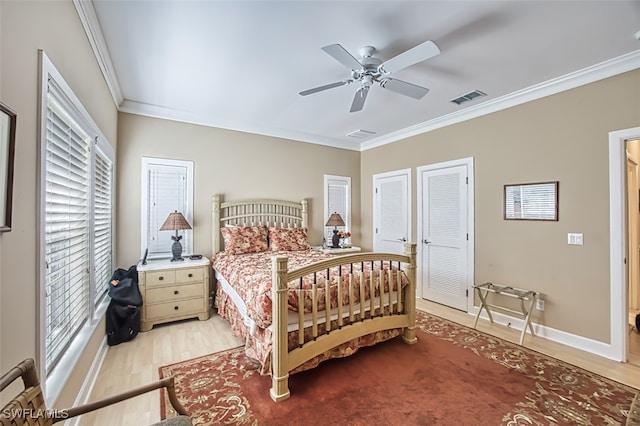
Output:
top-left (77, 300), bottom-right (640, 425)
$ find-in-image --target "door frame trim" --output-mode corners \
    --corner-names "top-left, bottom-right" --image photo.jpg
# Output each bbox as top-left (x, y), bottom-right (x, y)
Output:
top-left (627, 154), bottom-right (639, 312)
top-left (416, 157), bottom-right (475, 309)
top-left (372, 168), bottom-right (411, 252)
top-left (609, 126), bottom-right (640, 362)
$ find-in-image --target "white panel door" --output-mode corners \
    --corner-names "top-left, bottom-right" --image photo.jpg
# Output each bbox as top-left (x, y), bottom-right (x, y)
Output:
top-left (373, 169), bottom-right (410, 254)
top-left (419, 163), bottom-right (469, 310)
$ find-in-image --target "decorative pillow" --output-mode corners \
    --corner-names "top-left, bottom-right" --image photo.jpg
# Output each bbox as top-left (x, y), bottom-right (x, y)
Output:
top-left (268, 227), bottom-right (311, 251)
top-left (220, 225), bottom-right (268, 255)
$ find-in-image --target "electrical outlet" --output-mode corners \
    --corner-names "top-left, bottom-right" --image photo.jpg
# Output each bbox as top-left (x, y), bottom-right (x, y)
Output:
top-left (535, 298), bottom-right (545, 311)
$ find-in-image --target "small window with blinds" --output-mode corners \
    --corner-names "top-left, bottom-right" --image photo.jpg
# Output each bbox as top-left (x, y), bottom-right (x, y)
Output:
top-left (504, 181), bottom-right (559, 221)
top-left (41, 52), bottom-right (115, 379)
top-left (324, 175), bottom-right (351, 242)
top-left (141, 158), bottom-right (193, 259)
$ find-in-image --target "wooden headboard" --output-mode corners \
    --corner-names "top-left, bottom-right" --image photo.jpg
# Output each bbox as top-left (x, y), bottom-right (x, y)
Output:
top-left (211, 194), bottom-right (308, 254)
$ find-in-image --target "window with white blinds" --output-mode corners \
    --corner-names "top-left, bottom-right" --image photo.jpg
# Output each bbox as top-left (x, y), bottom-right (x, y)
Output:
top-left (141, 158), bottom-right (193, 259)
top-left (40, 56), bottom-right (114, 377)
top-left (324, 175), bottom-right (351, 242)
top-left (93, 150), bottom-right (113, 305)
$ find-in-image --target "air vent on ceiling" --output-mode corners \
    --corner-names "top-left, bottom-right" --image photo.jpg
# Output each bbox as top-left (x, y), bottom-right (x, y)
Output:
top-left (450, 90), bottom-right (487, 105)
top-left (347, 129), bottom-right (376, 139)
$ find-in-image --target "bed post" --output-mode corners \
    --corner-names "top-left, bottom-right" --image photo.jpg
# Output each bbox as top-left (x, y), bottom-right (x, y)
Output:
top-left (212, 194), bottom-right (221, 254)
top-left (270, 255), bottom-right (291, 402)
top-left (402, 242), bottom-right (418, 345)
top-left (301, 199), bottom-right (308, 228)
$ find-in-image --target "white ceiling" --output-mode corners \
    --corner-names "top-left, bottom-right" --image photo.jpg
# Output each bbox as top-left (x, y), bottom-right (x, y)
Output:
top-left (83, 1), bottom-right (640, 151)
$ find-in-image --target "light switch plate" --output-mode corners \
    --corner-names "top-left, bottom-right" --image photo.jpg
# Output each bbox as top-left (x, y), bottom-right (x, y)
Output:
top-left (568, 233), bottom-right (583, 245)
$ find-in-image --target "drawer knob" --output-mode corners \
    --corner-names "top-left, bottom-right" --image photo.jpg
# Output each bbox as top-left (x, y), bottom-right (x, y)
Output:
top-left (174, 290), bottom-right (179, 295)
top-left (159, 276), bottom-right (164, 281)
top-left (174, 306), bottom-right (179, 311)
top-left (188, 273), bottom-right (193, 278)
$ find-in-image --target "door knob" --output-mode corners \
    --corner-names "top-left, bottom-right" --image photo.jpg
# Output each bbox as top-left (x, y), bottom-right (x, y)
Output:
top-left (423, 239), bottom-right (431, 244)
top-left (397, 237), bottom-right (407, 242)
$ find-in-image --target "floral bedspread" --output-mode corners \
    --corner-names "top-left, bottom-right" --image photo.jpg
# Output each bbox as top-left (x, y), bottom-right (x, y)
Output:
top-left (211, 249), bottom-right (408, 330)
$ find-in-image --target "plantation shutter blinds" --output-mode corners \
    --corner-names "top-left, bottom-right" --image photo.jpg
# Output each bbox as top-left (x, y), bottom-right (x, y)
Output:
top-left (325, 176), bottom-right (350, 241)
top-left (146, 164), bottom-right (188, 256)
top-left (93, 149), bottom-right (113, 305)
top-left (44, 80), bottom-right (91, 372)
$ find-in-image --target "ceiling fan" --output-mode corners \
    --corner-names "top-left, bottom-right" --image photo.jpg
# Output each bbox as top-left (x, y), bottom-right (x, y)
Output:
top-left (299, 40), bottom-right (441, 112)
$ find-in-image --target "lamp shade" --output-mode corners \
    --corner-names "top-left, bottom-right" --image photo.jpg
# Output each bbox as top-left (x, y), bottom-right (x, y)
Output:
top-left (160, 211), bottom-right (192, 231)
top-left (325, 212), bottom-right (345, 227)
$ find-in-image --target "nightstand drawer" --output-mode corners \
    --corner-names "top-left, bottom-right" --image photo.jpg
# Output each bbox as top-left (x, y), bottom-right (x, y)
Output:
top-left (145, 298), bottom-right (206, 320)
top-left (145, 283), bottom-right (204, 304)
top-left (146, 270), bottom-right (176, 286)
top-left (176, 267), bottom-right (204, 283)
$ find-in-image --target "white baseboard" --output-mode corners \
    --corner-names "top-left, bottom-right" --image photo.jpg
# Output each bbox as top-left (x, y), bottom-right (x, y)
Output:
top-left (65, 336), bottom-right (109, 426)
top-left (468, 306), bottom-right (618, 362)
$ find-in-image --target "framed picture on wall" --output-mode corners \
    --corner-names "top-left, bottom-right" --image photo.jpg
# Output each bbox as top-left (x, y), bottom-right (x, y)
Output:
top-left (504, 181), bottom-right (559, 221)
top-left (0, 102), bottom-right (16, 232)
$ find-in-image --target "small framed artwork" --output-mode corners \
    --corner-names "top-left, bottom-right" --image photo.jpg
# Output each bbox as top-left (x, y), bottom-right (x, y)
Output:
top-left (504, 181), bottom-right (558, 221)
top-left (0, 102), bottom-right (16, 232)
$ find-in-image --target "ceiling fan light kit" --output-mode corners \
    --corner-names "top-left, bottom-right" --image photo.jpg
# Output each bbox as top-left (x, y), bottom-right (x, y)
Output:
top-left (300, 39), bottom-right (441, 112)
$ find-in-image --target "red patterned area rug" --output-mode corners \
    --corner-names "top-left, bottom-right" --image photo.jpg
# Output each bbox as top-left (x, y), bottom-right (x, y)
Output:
top-left (159, 312), bottom-right (640, 425)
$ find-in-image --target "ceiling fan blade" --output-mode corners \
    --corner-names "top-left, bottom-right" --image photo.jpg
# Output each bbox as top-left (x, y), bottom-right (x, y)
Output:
top-left (380, 78), bottom-right (429, 99)
top-left (350, 86), bottom-right (370, 112)
top-left (378, 40), bottom-right (441, 75)
top-left (299, 80), bottom-right (352, 96)
top-left (322, 44), bottom-right (363, 71)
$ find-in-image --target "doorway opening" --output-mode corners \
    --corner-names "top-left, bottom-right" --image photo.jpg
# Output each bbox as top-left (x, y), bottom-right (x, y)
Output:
top-left (609, 126), bottom-right (640, 363)
top-left (626, 138), bottom-right (640, 366)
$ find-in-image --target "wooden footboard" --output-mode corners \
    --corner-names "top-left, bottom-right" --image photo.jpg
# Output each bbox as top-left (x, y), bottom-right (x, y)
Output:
top-left (270, 243), bottom-right (417, 402)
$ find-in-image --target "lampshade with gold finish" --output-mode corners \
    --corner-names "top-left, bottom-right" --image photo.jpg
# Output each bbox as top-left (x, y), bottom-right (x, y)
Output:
top-left (325, 212), bottom-right (345, 248)
top-left (160, 211), bottom-right (192, 261)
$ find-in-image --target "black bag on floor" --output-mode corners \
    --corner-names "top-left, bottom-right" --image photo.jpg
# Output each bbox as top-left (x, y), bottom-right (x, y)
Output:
top-left (106, 265), bottom-right (143, 346)
top-left (106, 302), bottom-right (141, 346)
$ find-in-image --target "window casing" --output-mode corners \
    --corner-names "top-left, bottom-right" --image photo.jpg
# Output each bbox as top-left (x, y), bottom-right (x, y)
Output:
top-left (141, 157), bottom-right (193, 259)
top-left (324, 175), bottom-right (351, 242)
top-left (39, 52), bottom-right (114, 396)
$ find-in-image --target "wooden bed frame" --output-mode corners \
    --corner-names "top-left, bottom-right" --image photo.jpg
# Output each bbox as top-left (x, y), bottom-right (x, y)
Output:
top-left (211, 194), bottom-right (417, 402)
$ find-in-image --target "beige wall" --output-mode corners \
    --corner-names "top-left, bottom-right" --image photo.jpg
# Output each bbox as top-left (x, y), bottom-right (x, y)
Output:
top-left (361, 69), bottom-right (640, 344)
top-left (116, 113), bottom-right (361, 267)
top-left (0, 1), bottom-right (117, 405)
top-left (0, 0), bottom-right (638, 408)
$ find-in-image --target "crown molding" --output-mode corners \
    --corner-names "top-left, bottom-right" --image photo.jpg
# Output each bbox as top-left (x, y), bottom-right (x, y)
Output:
top-left (360, 49), bottom-right (640, 151)
top-left (73, 0), bottom-right (123, 107)
top-left (118, 100), bottom-right (360, 151)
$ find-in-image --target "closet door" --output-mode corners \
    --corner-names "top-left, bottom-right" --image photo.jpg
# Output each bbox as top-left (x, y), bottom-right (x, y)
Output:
top-left (373, 169), bottom-right (410, 255)
top-left (418, 159), bottom-right (473, 311)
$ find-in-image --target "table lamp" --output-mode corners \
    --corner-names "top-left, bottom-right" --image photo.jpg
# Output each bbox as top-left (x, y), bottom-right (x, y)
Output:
top-left (325, 212), bottom-right (345, 248)
top-left (160, 211), bottom-right (192, 261)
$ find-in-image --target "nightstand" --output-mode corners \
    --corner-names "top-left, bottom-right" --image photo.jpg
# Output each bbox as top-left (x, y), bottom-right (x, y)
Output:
top-left (319, 246), bottom-right (362, 255)
top-left (137, 258), bottom-right (210, 331)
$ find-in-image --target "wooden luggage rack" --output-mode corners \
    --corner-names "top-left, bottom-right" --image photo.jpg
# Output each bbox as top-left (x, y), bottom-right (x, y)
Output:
top-left (472, 282), bottom-right (538, 345)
